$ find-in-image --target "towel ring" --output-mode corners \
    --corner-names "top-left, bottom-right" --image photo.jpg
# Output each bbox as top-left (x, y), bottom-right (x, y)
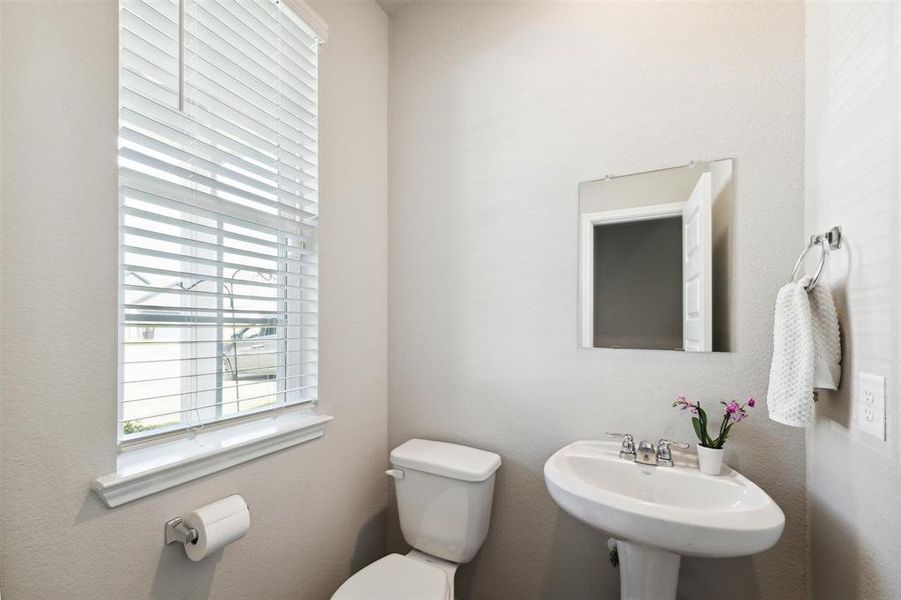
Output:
top-left (790, 241), bottom-right (827, 290)
top-left (789, 226), bottom-right (842, 291)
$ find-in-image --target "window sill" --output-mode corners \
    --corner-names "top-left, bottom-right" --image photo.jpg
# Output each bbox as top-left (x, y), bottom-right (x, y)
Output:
top-left (92, 410), bottom-right (333, 508)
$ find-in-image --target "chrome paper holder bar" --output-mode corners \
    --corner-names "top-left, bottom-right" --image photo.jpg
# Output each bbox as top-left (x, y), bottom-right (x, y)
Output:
top-left (165, 517), bottom-right (198, 545)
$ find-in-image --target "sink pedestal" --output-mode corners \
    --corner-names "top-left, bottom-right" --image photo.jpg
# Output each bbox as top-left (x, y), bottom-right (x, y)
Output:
top-left (616, 540), bottom-right (680, 600)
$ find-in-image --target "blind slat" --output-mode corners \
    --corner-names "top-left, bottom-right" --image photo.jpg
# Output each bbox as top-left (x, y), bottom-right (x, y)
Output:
top-left (123, 245), bottom-right (316, 278)
top-left (123, 284), bottom-right (317, 304)
top-left (125, 360), bottom-right (318, 384)
top-left (122, 209), bottom-right (314, 257)
top-left (120, 148), bottom-right (317, 221)
top-left (119, 348), bottom-right (318, 366)
top-left (121, 186), bottom-right (317, 244)
top-left (188, 26), bottom-right (318, 124)
top-left (120, 94), bottom-right (279, 171)
top-left (122, 349), bottom-right (317, 366)
top-left (124, 378), bottom-right (318, 405)
top-left (123, 264), bottom-right (317, 288)
top-left (122, 226), bottom-right (306, 264)
top-left (120, 169), bottom-right (316, 233)
top-left (122, 302), bottom-right (317, 313)
top-left (124, 316), bottom-right (317, 326)
top-left (120, 394), bottom-right (316, 424)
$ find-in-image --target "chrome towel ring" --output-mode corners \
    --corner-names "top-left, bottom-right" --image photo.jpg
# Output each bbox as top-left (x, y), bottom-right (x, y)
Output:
top-left (790, 226), bottom-right (842, 291)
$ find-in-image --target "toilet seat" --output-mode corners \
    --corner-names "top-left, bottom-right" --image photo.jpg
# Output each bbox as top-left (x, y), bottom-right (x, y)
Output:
top-left (331, 553), bottom-right (451, 600)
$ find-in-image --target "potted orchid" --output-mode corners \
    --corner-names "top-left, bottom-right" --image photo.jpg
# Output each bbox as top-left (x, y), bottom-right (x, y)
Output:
top-left (672, 395), bottom-right (756, 475)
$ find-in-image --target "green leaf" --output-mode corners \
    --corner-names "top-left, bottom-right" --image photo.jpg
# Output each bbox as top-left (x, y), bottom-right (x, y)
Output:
top-left (695, 418), bottom-right (711, 446)
top-left (692, 417), bottom-right (705, 444)
top-left (719, 414), bottom-right (730, 439)
top-left (721, 423), bottom-right (733, 447)
top-left (711, 422), bottom-right (734, 449)
top-left (695, 417), bottom-right (713, 447)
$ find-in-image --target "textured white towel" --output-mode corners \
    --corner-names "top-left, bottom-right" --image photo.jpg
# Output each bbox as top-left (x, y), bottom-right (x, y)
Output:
top-left (809, 282), bottom-right (842, 390)
top-left (766, 276), bottom-right (842, 427)
top-left (767, 279), bottom-right (815, 427)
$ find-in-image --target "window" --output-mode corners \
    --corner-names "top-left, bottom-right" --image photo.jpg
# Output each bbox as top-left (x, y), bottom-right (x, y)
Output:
top-left (118, 0), bottom-right (324, 443)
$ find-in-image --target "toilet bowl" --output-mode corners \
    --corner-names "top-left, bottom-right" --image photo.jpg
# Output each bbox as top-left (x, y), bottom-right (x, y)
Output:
top-left (331, 550), bottom-right (456, 600)
top-left (332, 439), bottom-right (501, 600)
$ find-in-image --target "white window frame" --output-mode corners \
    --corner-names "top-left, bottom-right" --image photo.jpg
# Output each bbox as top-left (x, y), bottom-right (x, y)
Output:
top-left (95, 0), bottom-right (330, 508)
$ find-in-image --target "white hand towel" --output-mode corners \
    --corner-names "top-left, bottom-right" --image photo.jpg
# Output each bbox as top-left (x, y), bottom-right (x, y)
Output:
top-left (808, 282), bottom-right (842, 390)
top-left (766, 279), bottom-right (815, 427)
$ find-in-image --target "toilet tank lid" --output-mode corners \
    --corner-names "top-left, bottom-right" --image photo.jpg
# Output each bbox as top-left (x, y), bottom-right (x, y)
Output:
top-left (390, 439), bottom-right (501, 482)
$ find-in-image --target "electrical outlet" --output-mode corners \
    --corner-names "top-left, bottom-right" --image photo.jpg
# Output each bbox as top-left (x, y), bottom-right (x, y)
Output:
top-left (857, 372), bottom-right (886, 441)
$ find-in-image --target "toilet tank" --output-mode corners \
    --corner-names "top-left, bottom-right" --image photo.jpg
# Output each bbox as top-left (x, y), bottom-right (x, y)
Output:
top-left (390, 439), bottom-right (502, 564)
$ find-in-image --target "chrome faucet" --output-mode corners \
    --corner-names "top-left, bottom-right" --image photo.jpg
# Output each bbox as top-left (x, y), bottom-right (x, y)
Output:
top-left (608, 433), bottom-right (689, 467)
top-left (635, 440), bottom-right (657, 465)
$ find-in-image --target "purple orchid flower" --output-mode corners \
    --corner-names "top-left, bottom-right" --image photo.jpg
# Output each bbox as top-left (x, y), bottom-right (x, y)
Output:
top-left (673, 394), bottom-right (754, 449)
top-left (672, 395), bottom-right (699, 415)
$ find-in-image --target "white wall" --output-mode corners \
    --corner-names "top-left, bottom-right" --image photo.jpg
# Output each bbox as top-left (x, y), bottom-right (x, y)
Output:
top-left (805, 3), bottom-right (901, 598)
top-left (388, 3), bottom-right (807, 599)
top-left (0, 1), bottom-right (388, 598)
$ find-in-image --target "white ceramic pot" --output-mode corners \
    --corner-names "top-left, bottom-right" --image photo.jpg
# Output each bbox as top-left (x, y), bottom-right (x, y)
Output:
top-left (697, 446), bottom-right (725, 476)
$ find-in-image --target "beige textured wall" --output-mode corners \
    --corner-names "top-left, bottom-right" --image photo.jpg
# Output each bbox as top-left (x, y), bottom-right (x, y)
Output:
top-left (387, 3), bottom-right (807, 599)
top-left (0, 1), bottom-right (388, 599)
top-left (805, 3), bottom-right (901, 599)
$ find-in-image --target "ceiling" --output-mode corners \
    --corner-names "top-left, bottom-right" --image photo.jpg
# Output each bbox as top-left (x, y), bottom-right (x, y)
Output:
top-left (376, 0), bottom-right (419, 15)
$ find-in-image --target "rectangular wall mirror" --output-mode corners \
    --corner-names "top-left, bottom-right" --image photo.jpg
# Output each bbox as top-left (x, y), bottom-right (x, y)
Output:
top-left (579, 159), bottom-right (733, 352)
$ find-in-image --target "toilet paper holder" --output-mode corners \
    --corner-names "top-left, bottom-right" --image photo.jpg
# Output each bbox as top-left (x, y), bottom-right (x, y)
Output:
top-left (165, 517), bottom-right (198, 546)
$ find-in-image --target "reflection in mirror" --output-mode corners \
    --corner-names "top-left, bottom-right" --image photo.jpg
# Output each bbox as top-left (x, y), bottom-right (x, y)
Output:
top-left (579, 159), bottom-right (733, 352)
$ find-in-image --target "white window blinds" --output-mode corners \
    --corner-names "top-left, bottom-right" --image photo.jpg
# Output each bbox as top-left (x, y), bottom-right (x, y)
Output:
top-left (118, 0), bottom-right (324, 441)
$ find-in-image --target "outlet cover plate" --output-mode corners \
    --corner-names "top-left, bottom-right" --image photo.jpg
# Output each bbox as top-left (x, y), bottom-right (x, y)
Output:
top-left (857, 372), bottom-right (886, 441)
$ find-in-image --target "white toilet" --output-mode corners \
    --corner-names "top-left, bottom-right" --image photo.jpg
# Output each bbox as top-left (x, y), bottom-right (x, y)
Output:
top-left (332, 439), bottom-right (502, 600)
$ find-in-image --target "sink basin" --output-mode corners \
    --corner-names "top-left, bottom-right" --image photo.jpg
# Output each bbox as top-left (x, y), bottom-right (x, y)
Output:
top-left (544, 440), bottom-right (785, 599)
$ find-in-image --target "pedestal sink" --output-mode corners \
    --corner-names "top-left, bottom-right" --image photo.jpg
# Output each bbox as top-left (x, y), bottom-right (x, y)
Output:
top-left (544, 440), bottom-right (784, 600)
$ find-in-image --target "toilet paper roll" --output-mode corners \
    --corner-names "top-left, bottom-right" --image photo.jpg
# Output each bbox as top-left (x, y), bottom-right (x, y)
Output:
top-left (182, 494), bottom-right (250, 562)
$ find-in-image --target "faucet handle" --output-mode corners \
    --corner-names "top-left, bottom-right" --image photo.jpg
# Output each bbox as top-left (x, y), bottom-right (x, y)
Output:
top-left (606, 432), bottom-right (634, 447)
top-left (657, 439), bottom-right (690, 450)
top-left (655, 439), bottom-right (690, 467)
top-left (607, 432), bottom-right (636, 459)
